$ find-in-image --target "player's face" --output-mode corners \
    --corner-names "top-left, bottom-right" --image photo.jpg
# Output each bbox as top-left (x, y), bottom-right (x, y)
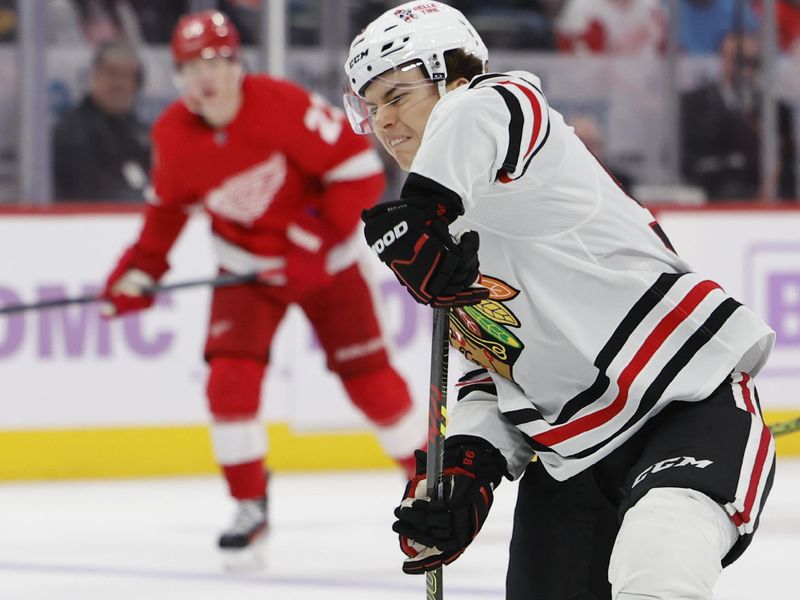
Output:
top-left (363, 66), bottom-right (440, 171)
top-left (178, 56), bottom-right (243, 127)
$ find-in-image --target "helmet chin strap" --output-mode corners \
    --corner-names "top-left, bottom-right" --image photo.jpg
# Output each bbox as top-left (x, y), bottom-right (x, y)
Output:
top-left (436, 79), bottom-right (447, 99)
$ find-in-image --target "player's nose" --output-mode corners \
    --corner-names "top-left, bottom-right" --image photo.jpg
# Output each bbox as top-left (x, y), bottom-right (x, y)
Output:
top-left (373, 104), bottom-right (397, 130)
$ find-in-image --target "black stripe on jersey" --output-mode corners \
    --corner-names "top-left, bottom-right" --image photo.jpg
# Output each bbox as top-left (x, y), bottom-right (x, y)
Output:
top-left (551, 272), bottom-right (686, 425)
top-left (753, 386), bottom-right (763, 414)
top-left (469, 73), bottom-right (549, 180)
top-left (570, 297), bottom-right (743, 459)
top-left (458, 368), bottom-right (490, 382)
top-left (524, 431), bottom-right (552, 453)
top-left (506, 272), bottom-right (685, 430)
top-left (503, 119), bottom-right (551, 182)
top-left (469, 73), bottom-right (545, 97)
top-left (457, 382), bottom-right (498, 401)
top-left (504, 407), bottom-right (546, 428)
top-left (456, 368), bottom-right (497, 401)
top-left (490, 85), bottom-right (523, 173)
top-left (518, 76), bottom-right (544, 97)
top-left (468, 72), bottom-right (508, 89)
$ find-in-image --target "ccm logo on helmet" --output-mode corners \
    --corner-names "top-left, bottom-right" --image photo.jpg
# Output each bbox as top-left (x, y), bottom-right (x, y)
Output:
top-left (349, 49), bottom-right (368, 69)
top-left (372, 222), bottom-right (408, 255)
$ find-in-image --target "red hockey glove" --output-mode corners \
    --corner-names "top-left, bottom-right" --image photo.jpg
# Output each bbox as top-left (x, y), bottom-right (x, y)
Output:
top-left (392, 436), bottom-right (508, 574)
top-left (101, 246), bottom-right (169, 317)
top-left (284, 214), bottom-right (340, 292)
top-left (361, 198), bottom-right (489, 307)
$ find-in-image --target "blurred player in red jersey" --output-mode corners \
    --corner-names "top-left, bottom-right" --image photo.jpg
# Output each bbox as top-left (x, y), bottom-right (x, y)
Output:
top-left (101, 10), bottom-right (423, 559)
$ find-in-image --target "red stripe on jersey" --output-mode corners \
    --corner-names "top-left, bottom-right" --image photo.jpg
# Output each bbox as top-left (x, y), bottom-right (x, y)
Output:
top-left (498, 171), bottom-right (513, 183)
top-left (498, 80), bottom-right (543, 160)
top-left (739, 372), bottom-right (756, 414)
top-left (731, 425), bottom-right (771, 527)
top-left (533, 280), bottom-right (721, 447)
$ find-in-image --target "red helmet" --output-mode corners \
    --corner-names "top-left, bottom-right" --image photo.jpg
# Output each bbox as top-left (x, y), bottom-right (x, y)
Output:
top-left (171, 10), bottom-right (240, 66)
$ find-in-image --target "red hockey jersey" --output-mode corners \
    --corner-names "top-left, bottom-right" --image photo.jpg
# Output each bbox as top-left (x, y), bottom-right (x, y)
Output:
top-left (132, 74), bottom-right (385, 273)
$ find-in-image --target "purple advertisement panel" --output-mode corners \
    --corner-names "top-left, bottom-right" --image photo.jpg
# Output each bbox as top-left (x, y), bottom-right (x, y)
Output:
top-left (745, 243), bottom-right (800, 377)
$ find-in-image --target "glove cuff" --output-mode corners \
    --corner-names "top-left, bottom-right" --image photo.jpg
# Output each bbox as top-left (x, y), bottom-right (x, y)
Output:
top-left (400, 173), bottom-right (465, 224)
top-left (444, 435), bottom-right (509, 487)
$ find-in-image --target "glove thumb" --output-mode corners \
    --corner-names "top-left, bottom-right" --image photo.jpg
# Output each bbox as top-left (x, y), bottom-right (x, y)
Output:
top-left (457, 230), bottom-right (481, 254)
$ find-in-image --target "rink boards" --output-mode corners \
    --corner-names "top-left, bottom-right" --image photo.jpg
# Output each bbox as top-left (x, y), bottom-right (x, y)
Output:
top-left (0, 205), bottom-right (799, 479)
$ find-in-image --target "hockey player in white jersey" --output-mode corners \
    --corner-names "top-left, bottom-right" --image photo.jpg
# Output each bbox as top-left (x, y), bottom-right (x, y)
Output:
top-left (345, 3), bottom-right (777, 599)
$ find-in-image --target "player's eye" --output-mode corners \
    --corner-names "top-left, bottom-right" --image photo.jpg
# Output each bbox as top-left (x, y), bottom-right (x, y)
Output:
top-left (367, 94), bottom-right (405, 119)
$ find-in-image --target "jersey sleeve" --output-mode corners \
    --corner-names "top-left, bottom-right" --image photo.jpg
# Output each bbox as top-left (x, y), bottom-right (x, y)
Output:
top-left (273, 81), bottom-right (385, 237)
top-left (410, 72), bottom-right (551, 208)
top-left (130, 116), bottom-right (193, 261)
top-left (447, 358), bottom-right (536, 480)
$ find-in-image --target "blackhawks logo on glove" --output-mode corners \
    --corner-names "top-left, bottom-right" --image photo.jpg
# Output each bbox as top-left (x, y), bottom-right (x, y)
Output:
top-left (449, 276), bottom-right (524, 382)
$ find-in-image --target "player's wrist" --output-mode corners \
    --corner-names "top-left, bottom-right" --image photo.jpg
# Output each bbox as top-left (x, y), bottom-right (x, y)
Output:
top-left (126, 246), bottom-right (170, 281)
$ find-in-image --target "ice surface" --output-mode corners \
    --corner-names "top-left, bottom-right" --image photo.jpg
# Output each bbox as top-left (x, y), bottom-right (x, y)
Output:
top-left (1, 460), bottom-right (798, 599)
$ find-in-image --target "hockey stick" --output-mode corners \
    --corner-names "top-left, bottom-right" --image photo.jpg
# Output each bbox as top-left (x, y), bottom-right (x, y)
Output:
top-left (0, 271), bottom-right (263, 315)
top-left (768, 416), bottom-right (800, 438)
top-left (425, 307), bottom-right (450, 600)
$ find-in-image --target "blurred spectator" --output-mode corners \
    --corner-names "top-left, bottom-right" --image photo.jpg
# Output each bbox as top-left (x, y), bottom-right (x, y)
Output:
top-left (556, 0), bottom-right (666, 54)
top-left (71, 0), bottom-right (141, 45)
top-left (128, 0), bottom-right (187, 44)
top-left (47, 0), bottom-right (188, 46)
top-left (53, 41), bottom-right (150, 202)
top-left (676, 1), bottom-right (759, 55)
top-left (0, 0), bottom-right (15, 43)
top-left (349, 1), bottom-right (387, 43)
top-left (570, 114), bottom-right (635, 193)
top-left (680, 32), bottom-right (796, 200)
top-left (754, 0), bottom-right (800, 53)
top-left (47, 0), bottom-right (84, 45)
top-left (776, 0), bottom-right (800, 52)
top-left (349, 1), bottom-right (561, 50)
top-left (220, 0), bottom-right (260, 45)
top-left (451, 0), bottom-right (557, 49)
top-left (47, 0), bottom-right (140, 46)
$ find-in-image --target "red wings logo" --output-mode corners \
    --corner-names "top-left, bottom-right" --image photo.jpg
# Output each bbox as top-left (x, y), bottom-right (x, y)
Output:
top-left (205, 153), bottom-right (287, 226)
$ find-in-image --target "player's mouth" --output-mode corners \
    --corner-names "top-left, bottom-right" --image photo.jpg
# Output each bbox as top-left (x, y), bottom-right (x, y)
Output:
top-left (388, 136), bottom-right (410, 148)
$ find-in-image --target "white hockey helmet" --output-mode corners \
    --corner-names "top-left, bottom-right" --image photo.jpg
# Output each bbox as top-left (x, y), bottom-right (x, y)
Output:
top-left (343, 1), bottom-right (488, 133)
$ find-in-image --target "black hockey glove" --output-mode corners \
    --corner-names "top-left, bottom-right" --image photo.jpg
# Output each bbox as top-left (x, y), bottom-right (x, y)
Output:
top-left (392, 436), bottom-right (509, 574)
top-left (361, 197), bottom-right (489, 308)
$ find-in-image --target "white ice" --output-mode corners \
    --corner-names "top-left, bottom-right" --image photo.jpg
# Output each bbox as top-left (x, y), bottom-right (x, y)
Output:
top-left (0, 460), bottom-right (798, 600)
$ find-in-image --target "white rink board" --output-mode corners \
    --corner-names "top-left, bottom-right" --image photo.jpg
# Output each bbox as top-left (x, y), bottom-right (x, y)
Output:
top-left (0, 208), bottom-right (798, 434)
top-left (0, 212), bottom-right (432, 431)
top-left (657, 209), bottom-right (800, 409)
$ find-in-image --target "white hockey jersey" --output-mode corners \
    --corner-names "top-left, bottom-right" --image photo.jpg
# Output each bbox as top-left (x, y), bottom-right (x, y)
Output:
top-left (408, 71), bottom-right (775, 481)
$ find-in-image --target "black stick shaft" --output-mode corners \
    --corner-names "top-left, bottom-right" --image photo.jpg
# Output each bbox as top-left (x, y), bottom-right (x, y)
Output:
top-left (425, 307), bottom-right (450, 600)
top-left (0, 272), bottom-right (260, 315)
